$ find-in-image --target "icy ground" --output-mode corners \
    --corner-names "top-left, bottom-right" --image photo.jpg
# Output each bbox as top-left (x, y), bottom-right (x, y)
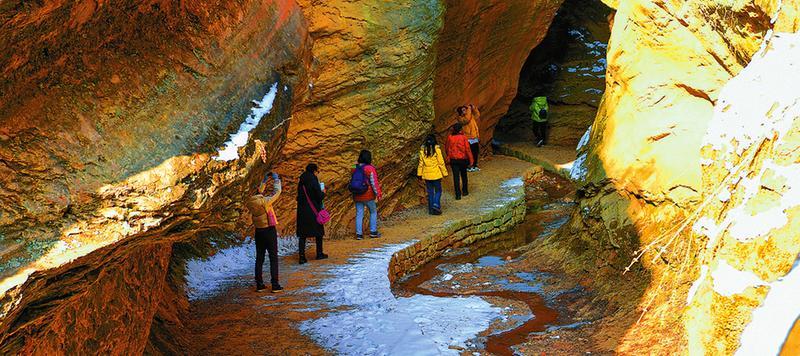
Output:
top-left (299, 242), bottom-right (503, 355)
top-left (185, 235), bottom-right (298, 301)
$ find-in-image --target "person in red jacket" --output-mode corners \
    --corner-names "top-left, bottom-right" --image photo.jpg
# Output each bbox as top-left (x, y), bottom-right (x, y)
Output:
top-left (446, 123), bottom-right (474, 200)
top-left (352, 150), bottom-right (382, 239)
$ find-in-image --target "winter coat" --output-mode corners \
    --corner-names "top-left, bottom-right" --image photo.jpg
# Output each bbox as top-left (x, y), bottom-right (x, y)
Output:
top-left (445, 133), bottom-right (474, 166)
top-left (459, 106), bottom-right (480, 140)
top-left (246, 177), bottom-right (282, 229)
top-left (530, 96), bottom-right (549, 122)
top-left (353, 164), bottom-right (382, 202)
top-left (417, 145), bottom-right (448, 181)
top-left (296, 170), bottom-right (325, 238)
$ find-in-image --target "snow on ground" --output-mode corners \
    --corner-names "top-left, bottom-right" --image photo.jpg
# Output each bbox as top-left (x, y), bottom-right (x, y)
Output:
top-left (215, 83), bottom-right (280, 161)
top-left (300, 243), bottom-right (503, 355)
top-left (737, 256), bottom-right (800, 355)
top-left (185, 235), bottom-right (298, 301)
top-left (478, 177), bottom-right (525, 213)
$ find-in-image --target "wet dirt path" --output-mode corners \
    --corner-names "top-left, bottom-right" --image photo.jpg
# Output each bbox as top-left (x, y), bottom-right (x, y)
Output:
top-left (186, 156), bottom-right (540, 355)
top-left (394, 200), bottom-right (576, 356)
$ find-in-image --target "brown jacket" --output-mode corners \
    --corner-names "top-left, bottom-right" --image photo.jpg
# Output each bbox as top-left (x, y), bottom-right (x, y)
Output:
top-left (459, 106), bottom-right (480, 140)
top-left (246, 178), bottom-right (282, 228)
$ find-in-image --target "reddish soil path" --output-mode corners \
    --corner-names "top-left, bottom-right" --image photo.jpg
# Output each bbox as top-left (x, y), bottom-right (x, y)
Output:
top-left (186, 156), bottom-right (536, 355)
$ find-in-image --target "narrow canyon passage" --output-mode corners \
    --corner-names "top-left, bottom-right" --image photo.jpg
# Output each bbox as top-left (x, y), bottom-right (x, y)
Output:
top-left (2, 0), bottom-right (800, 354)
top-left (184, 157), bottom-right (605, 355)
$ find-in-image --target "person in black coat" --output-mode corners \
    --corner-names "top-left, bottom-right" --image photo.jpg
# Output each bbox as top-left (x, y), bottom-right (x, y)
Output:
top-left (296, 163), bottom-right (328, 264)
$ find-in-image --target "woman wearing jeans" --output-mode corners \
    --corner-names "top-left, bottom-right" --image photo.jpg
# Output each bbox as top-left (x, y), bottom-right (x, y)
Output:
top-left (417, 134), bottom-right (448, 215)
top-left (352, 150), bottom-right (382, 239)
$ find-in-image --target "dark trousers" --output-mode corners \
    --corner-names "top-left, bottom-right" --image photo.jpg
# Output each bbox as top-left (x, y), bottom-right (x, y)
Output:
top-left (425, 179), bottom-right (443, 212)
top-left (255, 227), bottom-right (279, 287)
top-left (299, 235), bottom-right (324, 258)
top-left (451, 159), bottom-right (469, 198)
top-left (469, 142), bottom-right (480, 168)
top-left (533, 121), bottom-right (547, 144)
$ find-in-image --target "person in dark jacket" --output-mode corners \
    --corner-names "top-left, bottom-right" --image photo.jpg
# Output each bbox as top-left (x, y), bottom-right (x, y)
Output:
top-left (296, 163), bottom-right (328, 264)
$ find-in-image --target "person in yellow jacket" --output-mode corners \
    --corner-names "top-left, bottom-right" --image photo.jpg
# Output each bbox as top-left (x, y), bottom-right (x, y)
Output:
top-left (457, 104), bottom-right (481, 171)
top-left (417, 134), bottom-right (448, 215)
top-left (245, 144), bottom-right (284, 293)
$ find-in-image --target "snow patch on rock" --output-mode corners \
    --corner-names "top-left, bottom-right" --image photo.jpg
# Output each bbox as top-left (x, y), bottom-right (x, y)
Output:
top-left (570, 152), bottom-right (588, 181)
top-left (576, 125), bottom-right (592, 152)
top-left (686, 265), bottom-right (709, 304)
top-left (215, 83), bottom-right (280, 161)
top-left (711, 260), bottom-right (767, 297)
top-left (736, 256), bottom-right (800, 356)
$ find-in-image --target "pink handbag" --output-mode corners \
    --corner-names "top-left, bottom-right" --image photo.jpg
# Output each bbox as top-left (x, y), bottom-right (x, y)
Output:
top-left (303, 186), bottom-right (330, 225)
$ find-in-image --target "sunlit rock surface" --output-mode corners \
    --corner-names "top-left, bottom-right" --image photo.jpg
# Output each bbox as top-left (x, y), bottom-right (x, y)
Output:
top-left (0, 0), bottom-right (310, 352)
top-left (555, 0), bottom-right (800, 353)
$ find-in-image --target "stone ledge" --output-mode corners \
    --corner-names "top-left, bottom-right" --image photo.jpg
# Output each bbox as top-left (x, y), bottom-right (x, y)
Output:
top-left (496, 144), bottom-right (573, 180)
top-left (387, 182), bottom-right (527, 284)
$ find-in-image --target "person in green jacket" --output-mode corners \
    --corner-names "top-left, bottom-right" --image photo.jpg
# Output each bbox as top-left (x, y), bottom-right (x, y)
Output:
top-left (530, 96), bottom-right (549, 147)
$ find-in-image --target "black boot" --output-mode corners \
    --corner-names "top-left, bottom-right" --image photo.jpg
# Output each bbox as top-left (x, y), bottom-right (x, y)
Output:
top-left (299, 237), bottom-right (308, 264)
top-left (315, 235), bottom-right (328, 260)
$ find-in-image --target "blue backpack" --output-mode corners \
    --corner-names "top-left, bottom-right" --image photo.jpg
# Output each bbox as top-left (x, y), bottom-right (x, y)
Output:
top-left (349, 165), bottom-right (370, 195)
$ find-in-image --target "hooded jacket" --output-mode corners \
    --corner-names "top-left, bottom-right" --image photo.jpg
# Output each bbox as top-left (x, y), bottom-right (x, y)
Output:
top-left (530, 96), bottom-right (549, 122)
top-left (246, 177), bottom-right (282, 229)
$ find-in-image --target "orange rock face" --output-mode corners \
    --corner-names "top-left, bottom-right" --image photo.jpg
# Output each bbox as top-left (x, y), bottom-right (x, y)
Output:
top-left (1, 0), bottom-right (310, 352)
top-left (1, 0), bottom-right (564, 352)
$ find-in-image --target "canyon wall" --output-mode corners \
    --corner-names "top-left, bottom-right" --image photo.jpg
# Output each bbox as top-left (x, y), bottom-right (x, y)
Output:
top-left (276, 0), bottom-right (563, 238)
top-left (0, 0), bottom-right (310, 352)
top-left (555, 0), bottom-right (800, 353)
top-left (0, 0), bottom-right (563, 352)
top-left (497, 0), bottom-right (610, 147)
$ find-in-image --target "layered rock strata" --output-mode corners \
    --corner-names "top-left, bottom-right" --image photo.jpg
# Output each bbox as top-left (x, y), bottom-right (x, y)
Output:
top-left (277, 0), bottom-right (563, 238)
top-left (0, 0), bottom-right (564, 352)
top-left (0, 0), bottom-right (310, 352)
top-left (552, 0), bottom-right (800, 353)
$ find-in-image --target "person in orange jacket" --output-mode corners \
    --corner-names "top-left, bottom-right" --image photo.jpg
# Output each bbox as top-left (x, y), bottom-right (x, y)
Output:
top-left (445, 123), bottom-right (474, 200)
top-left (457, 104), bottom-right (481, 171)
